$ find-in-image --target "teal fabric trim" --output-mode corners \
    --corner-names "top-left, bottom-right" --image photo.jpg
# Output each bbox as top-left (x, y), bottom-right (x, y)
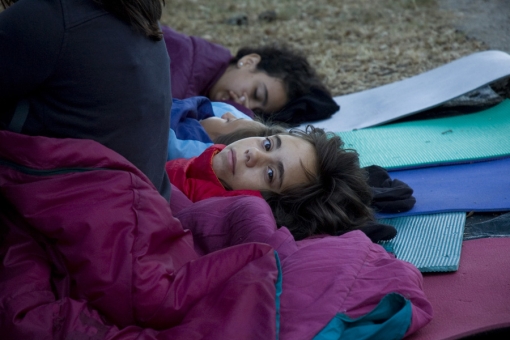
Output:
top-left (274, 250), bottom-right (282, 340)
top-left (313, 293), bottom-right (412, 340)
top-left (337, 99), bottom-right (510, 170)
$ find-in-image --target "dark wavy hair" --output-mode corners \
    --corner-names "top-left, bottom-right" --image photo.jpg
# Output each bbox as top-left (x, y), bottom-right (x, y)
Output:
top-left (2, 0), bottom-right (165, 40)
top-left (261, 126), bottom-right (375, 240)
top-left (230, 44), bottom-right (329, 115)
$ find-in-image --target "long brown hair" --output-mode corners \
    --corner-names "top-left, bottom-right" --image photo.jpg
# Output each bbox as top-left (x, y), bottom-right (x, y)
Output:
top-left (2, 0), bottom-right (165, 40)
top-left (262, 126), bottom-right (375, 240)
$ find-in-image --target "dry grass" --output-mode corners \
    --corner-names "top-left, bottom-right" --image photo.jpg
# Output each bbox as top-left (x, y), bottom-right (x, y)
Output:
top-left (161, 0), bottom-right (487, 96)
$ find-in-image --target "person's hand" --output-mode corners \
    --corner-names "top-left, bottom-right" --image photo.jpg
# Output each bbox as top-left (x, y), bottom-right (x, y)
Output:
top-left (229, 90), bottom-right (250, 108)
top-left (221, 112), bottom-right (237, 122)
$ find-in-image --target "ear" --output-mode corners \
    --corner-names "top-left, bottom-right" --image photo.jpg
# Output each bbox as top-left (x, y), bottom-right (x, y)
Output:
top-left (238, 53), bottom-right (261, 70)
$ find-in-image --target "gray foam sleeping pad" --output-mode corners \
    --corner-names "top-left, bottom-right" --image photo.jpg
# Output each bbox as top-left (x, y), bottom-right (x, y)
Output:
top-left (300, 50), bottom-right (510, 132)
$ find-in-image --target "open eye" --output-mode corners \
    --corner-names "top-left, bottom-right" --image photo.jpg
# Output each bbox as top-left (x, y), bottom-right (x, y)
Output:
top-left (267, 167), bottom-right (274, 182)
top-left (263, 138), bottom-right (272, 151)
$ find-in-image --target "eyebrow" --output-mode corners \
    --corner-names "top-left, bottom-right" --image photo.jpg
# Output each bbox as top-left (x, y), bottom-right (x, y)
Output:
top-left (274, 135), bottom-right (284, 189)
top-left (262, 83), bottom-right (268, 107)
top-left (275, 135), bottom-right (282, 149)
top-left (277, 160), bottom-right (284, 190)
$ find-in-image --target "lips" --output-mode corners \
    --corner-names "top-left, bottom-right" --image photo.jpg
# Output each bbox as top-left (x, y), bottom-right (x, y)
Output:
top-left (229, 149), bottom-right (237, 175)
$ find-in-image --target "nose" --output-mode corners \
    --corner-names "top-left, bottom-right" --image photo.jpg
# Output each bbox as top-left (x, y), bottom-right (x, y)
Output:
top-left (221, 112), bottom-right (236, 120)
top-left (245, 148), bottom-right (268, 168)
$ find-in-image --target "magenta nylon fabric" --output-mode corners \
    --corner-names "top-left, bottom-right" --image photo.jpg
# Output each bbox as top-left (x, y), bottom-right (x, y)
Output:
top-left (174, 195), bottom-right (433, 339)
top-left (162, 26), bottom-right (231, 100)
top-left (0, 131), bottom-right (278, 339)
top-left (0, 129), bottom-right (433, 339)
top-left (161, 26), bottom-right (256, 118)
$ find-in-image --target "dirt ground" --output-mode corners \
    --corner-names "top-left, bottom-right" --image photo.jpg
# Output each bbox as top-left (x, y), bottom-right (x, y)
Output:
top-left (3, 1), bottom-right (505, 96)
top-left (440, 0), bottom-right (510, 54)
top-left (162, 0), bottom-right (510, 97)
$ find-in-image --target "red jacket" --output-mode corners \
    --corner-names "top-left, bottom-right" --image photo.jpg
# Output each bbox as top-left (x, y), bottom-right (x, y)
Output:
top-left (165, 144), bottom-right (263, 202)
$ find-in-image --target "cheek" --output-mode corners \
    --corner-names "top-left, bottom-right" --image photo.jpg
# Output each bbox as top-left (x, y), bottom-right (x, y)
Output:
top-left (215, 124), bottom-right (232, 137)
top-left (238, 75), bottom-right (255, 91)
top-left (230, 169), bottom-right (264, 191)
top-left (212, 153), bottom-right (228, 180)
top-left (225, 70), bottom-right (245, 89)
top-left (219, 124), bottom-right (237, 135)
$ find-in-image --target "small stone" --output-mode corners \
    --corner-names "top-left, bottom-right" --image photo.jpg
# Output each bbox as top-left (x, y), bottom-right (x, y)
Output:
top-left (258, 10), bottom-right (277, 23)
top-left (226, 14), bottom-right (248, 26)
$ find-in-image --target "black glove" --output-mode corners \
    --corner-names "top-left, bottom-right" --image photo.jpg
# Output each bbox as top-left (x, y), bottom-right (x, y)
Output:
top-left (267, 87), bottom-right (340, 126)
top-left (364, 165), bottom-right (416, 213)
top-left (338, 221), bottom-right (397, 243)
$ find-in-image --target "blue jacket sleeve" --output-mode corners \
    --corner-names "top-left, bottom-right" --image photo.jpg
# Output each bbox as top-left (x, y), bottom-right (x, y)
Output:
top-left (167, 128), bottom-right (213, 160)
top-left (168, 97), bottom-right (215, 160)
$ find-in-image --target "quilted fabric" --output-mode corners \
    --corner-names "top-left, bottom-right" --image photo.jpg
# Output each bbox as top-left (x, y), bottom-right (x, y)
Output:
top-left (175, 196), bottom-right (433, 339)
top-left (0, 131), bottom-right (279, 339)
top-left (0, 130), bottom-right (432, 339)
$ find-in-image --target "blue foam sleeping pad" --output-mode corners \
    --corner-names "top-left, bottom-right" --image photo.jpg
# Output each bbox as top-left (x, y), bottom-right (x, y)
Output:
top-left (376, 157), bottom-right (510, 218)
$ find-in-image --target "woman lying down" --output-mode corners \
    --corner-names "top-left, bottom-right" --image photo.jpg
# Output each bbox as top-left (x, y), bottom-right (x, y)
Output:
top-left (166, 125), bottom-right (376, 240)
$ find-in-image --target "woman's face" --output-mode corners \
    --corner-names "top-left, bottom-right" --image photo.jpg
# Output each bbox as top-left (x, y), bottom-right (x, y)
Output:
top-left (208, 54), bottom-right (288, 114)
top-left (212, 134), bottom-right (317, 193)
top-left (200, 112), bottom-right (266, 141)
